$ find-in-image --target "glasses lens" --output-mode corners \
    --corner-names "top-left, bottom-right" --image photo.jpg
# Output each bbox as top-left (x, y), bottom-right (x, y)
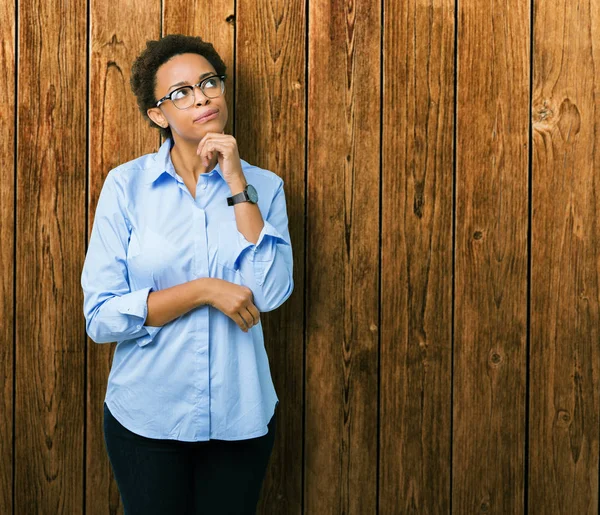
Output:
top-left (172, 86), bottom-right (195, 109)
top-left (202, 76), bottom-right (224, 98)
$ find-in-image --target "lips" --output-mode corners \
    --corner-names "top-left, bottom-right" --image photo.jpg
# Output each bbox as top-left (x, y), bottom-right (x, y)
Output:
top-left (194, 109), bottom-right (219, 123)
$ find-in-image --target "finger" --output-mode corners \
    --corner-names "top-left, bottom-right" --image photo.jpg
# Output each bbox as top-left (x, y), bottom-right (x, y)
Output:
top-left (196, 133), bottom-right (208, 156)
top-left (196, 132), bottom-right (217, 157)
top-left (233, 312), bottom-right (249, 332)
top-left (197, 132), bottom-right (227, 149)
top-left (203, 143), bottom-right (218, 166)
top-left (245, 305), bottom-right (260, 325)
top-left (198, 141), bottom-right (211, 165)
top-left (197, 135), bottom-right (231, 166)
top-left (202, 141), bottom-right (229, 166)
top-left (237, 309), bottom-right (255, 330)
top-left (243, 307), bottom-right (256, 327)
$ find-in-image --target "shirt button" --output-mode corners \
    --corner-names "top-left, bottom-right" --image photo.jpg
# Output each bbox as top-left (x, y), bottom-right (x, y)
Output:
top-left (201, 183), bottom-right (207, 189)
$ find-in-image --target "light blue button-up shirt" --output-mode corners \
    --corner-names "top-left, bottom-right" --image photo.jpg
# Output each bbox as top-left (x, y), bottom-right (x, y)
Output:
top-left (81, 137), bottom-right (293, 441)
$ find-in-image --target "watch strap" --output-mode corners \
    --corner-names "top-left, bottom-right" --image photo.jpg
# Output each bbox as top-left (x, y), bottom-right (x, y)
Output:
top-left (227, 189), bottom-right (249, 206)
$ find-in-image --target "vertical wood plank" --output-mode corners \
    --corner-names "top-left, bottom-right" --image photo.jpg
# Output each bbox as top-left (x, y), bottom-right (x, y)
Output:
top-left (16, 0), bottom-right (86, 511)
top-left (163, 1), bottom-right (306, 511)
top-left (453, 0), bottom-right (530, 512)
top-left (379, 0), bottom-right (455, 512)
top-left (305, 0), bottom-right (380, 513)
top-left (235, 1), bottom-right (305, 512)
top-left (530, 0), bottom-right (600, 511)
top-left (163, 0), bottom-right (235, 137)
top-left (87, 1), bottom-right (161, 513)
top-left (0, 0), bottom-right (15, 512)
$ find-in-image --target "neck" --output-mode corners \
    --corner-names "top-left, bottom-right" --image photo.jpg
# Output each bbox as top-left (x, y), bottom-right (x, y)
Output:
top-left (169, 134), bottom-right (219, 184)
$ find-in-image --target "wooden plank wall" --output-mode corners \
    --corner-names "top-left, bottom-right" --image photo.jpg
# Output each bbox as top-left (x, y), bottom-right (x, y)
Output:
top-left (529, 0), bottom-right (600, 512)
top-left (15, 0), bottom-right (87, 513)
top-left (380, 0), bottom-right (454, 511)
top-left (453, 0), bottom-right (529, 511)
top-left (86, 2), bottom-right (161, 513)
top-left (3, 0), bottom-right (599, 513)
top-left (1, 0), bottom-right (15, 513)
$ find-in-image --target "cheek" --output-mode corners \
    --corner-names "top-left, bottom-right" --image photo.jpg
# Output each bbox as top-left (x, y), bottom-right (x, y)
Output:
top-left (164, 109), bottom-right (190, 134)
top-left (164, 108), bottom-right (182, 124)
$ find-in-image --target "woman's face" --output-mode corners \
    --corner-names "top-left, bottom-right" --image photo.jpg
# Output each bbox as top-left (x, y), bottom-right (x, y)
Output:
top-left (147, 52), bottom-right (228, 142)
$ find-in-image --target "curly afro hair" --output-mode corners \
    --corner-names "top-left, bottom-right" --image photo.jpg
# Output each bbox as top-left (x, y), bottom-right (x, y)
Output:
top-left (130, 34), bottom-right (227, 140)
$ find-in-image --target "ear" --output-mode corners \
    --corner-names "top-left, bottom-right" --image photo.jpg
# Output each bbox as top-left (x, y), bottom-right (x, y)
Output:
top-left (147, 107), bottom-right (168, 129)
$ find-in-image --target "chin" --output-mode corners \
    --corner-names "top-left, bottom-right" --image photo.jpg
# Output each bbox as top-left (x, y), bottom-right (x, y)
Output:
top-left (194, 120), bottom-right (225, 132)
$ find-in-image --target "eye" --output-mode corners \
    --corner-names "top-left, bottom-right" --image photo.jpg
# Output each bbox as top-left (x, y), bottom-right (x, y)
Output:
top-left (203, 78), bottom-right (219, 89)
top-left (172, 87), bottom-right (192, 100)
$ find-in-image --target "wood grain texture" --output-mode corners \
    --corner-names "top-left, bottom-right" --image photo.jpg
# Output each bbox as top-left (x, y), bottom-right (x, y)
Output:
top-left (163, 0), bottom-right (235, 137)
top-left (529, 0), bottom-right (600, 511)
top-left (305, 0), bottom-right (380, 513)
top-left (165, 0), bottom-right (306, 510)
top-left (0, 0), bottom-right (15, 512)
top-left (379, 0), bottom-right (455, 512)
top-left (453, 0), bottom-right (530, 512)
top-left (16, 0), bottom-right (86, 511)
top-left (6, 0), bottom-right (600, 512)
top-left (235, 1), bottom-right (305, 512)
top-left (87, 1), bottom-right (161, 514)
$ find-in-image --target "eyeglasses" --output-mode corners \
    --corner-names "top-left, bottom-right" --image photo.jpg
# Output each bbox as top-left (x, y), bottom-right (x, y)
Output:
top-left (155, 74), bottom-right (227, 110)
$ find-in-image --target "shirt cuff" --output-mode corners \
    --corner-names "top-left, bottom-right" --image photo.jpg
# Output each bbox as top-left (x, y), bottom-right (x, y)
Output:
top-left (114, 286), bottom-right (162, 347)
top-left (114, 286), bottom-right (151, 318)
top-left (235, 220), bottom-right (290, 264)
top-left (133, 325), bottom-right (162, 347)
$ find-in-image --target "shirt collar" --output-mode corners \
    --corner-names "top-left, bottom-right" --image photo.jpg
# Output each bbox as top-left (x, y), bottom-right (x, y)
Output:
top-left (144, 137), bottom-right (227, 184)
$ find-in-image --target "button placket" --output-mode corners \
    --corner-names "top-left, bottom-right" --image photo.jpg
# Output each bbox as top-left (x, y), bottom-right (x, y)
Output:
top-left (198, 173), bottom-right (208, 190)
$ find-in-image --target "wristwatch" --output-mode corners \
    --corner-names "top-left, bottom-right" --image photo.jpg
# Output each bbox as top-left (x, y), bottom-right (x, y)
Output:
top-left (227, 184), bottom-right (258, 206)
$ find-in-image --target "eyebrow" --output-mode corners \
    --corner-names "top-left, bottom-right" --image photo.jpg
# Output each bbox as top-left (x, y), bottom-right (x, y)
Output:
top-left (168, 72), bottom-right (215, 92)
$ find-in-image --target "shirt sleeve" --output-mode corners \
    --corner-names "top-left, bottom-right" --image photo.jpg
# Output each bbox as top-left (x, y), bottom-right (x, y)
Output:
top-left (223, 179), bottom-right (294, 312)
top-left (81, 171), bottom-right (163, 347)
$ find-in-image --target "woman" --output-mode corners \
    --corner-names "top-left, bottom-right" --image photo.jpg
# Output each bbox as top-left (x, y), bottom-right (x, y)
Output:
top-left (81, 34), bottom-right (294, 514)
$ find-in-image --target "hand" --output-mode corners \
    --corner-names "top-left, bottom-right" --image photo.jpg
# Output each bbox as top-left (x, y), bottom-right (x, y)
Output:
top-left (196, 131), bottom-right (245, 185)
top-left (205, 278), bottom-right (260, 332)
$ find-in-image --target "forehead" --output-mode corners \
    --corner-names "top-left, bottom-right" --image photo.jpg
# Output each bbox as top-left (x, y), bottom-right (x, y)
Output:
top-left (155, 53), bottom-right (216, 90)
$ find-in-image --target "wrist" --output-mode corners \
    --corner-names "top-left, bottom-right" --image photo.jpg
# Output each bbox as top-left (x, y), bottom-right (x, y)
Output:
top-left (228, 177), bottom-right (248, 195)
top-left (195, 277), bottom-right (216, 307)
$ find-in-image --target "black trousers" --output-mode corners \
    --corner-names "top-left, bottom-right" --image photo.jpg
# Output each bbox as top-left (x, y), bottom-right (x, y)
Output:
top-left (103, 401), bottom-right (277, 515)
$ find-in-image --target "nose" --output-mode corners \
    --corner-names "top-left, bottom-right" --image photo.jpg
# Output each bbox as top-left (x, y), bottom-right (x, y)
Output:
top-left (194, 85), bottom-right (210, 104)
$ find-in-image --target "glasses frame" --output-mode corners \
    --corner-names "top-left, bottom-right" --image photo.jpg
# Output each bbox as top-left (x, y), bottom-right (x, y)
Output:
top-left (155, 74), bottom-right (227, 109)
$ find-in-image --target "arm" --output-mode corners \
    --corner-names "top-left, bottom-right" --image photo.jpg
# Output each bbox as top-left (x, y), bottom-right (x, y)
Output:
top-left (82, 172), bottom-right (212, 346)
top-left (223, 178), bottom-right (294, 312)
top-left (145, 277), bottom-right (216, 327)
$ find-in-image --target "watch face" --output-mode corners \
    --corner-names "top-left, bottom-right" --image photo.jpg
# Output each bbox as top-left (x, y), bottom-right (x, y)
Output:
top-left (246, 184), bottom-right (258, 203)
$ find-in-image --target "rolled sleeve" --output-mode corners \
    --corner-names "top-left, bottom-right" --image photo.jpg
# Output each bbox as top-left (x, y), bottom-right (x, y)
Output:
top-left (233, 219), bottom-right (288, 266)
top-left (113, 286), bottom-right (162, 347)
top-left (115, 287), bottom-right (162, 347)
top-left (82, 172), bottom-right (163, 347)
top-left (230, 180), bottom-right (294, 312)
